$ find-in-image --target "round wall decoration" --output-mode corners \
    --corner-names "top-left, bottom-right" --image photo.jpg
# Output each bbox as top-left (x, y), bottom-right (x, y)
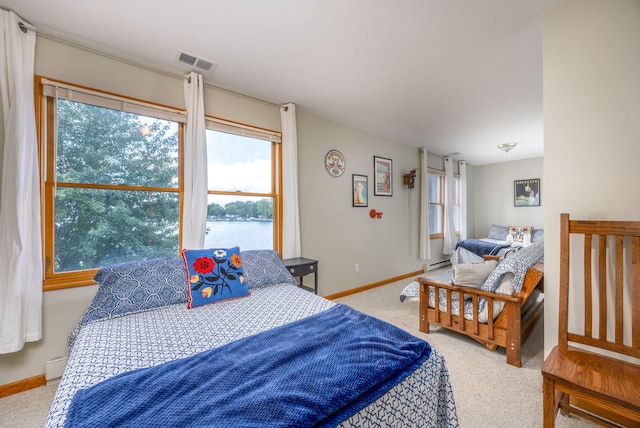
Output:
top-left (324, 149), bottom-right (345, 177)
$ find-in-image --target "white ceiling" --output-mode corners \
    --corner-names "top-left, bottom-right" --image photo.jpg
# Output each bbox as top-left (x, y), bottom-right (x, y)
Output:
top-left (2, 0), bottom-right (564, 165)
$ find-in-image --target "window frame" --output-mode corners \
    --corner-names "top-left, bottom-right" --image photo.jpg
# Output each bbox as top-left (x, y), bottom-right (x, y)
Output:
top-left (36, 76), bottom-right (283, 290)
top-left (427, 168), bottom-right (461, 239)
top-left (428, 171), bottom-right (444, 239)
top-left (203, 116), bottom-right (283, 252)
top-left (37, 76), bottom-right (186, 290)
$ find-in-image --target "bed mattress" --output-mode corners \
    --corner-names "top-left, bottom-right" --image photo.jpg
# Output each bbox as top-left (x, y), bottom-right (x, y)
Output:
top-left (46, 283), bottom-right (458, 427)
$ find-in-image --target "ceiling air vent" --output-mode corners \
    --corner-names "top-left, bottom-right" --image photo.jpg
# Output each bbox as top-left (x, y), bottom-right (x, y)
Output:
top-left (176, 50), bottom-right (217, 73)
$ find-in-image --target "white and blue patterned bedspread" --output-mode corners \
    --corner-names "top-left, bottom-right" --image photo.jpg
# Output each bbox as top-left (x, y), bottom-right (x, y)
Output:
top-left (46, 283), bottom-right (458, 427)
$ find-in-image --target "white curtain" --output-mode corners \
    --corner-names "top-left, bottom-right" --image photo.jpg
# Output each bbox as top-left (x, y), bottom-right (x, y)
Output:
top-left (182, 72), bottom-right (208, 250)
top-left (280, 103), bottom-right (301, 259)
top-left (0, 11), bottom-right (42, 354)
top-left (442, 156), bottom-right (457, 254)
top-left (419, 148), bottom-right (431, 261)
top-left (459, 160), bottom-right (467, 241)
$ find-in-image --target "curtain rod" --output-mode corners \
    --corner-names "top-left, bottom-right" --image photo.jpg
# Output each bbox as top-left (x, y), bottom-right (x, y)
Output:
top-left (14, 15), bottom-right (280, 109)
top-left (18, 21), bottom-right (34, 33)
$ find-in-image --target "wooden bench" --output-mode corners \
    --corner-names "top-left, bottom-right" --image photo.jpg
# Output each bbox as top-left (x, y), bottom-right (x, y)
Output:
top-left (541, 213), bottom-right (640, 427)
top-left (418, 262), bottom-right (544, 367)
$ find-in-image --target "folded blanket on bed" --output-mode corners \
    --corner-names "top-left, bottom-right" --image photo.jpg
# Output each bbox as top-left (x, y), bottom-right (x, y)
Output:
top-left (455, 239), bottom-right (509, 257)
top-left (64, 304), bottom-right (431, 428)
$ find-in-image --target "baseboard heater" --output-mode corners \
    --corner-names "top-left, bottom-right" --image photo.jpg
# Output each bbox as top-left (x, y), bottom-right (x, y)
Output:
top-left (426, 259), bottom-right (451, 271)
top-left (45, 356), bottom-right (68, 383)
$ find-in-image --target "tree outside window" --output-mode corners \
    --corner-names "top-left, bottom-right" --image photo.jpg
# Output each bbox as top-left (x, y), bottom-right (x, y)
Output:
top-left (48, 99), bottom-right (180, 275)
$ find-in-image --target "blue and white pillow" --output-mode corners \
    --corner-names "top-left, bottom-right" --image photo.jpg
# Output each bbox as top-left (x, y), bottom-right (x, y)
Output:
top-left (481, 240), bottom-right (544, 294)
top-left (68, 257), bottom-right (187, 350)
top-left (240, 250), bottom-right (297, 289)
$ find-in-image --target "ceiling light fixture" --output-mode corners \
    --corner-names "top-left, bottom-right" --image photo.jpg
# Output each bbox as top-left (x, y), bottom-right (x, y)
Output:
top-left (498, 142), bottom-right (517, 153)
top-left (139, 125), bottom-right (152, 137)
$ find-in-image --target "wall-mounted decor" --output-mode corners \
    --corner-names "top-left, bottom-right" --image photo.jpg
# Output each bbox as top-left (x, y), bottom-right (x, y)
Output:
top-left (324, 149), bottom-right (345, 177)
top-left (373, 156), bottom-right (392, 196)
top-left (352, 174), bottom-right (368, 207)
top-left (369, 209), bottom-right (383, 219)
top-left (514, 178), bottom-right (540, 207)
top-left (403, 169), bottom-right (417, 189)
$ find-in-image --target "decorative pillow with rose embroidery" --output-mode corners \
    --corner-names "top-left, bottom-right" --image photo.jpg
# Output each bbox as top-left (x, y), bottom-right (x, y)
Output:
top-left (181, 247), bottom-right (250, 309)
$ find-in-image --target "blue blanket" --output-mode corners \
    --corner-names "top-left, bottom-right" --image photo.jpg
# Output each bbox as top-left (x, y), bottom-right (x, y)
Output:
top-left (456, 239), bottom-right (509, 257)
top-left (64, 304), bottom-right (431, 428)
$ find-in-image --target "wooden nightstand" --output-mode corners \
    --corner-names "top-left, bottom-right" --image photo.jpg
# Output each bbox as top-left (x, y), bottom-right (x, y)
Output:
top-left (282, 257), bottom-right (318, 294)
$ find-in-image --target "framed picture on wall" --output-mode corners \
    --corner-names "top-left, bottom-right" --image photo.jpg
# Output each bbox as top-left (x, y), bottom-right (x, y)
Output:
top-left (373, 156), bottom-right (392, 196)
top-left (352, 174), bottom-right (368, 207)
top-left (514, 178), bottom-right (541, 207)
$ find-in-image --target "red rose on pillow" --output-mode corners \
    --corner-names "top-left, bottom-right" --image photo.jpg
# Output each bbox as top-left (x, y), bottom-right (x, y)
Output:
top-left (193, 256), bottom-right (215, 274)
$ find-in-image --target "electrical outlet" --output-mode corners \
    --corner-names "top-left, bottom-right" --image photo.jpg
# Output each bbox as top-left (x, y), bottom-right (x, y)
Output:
top-left (355, 263), bottom-right (360, 272)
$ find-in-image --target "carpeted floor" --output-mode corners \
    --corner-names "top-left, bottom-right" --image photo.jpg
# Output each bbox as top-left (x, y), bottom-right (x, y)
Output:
top-left (334, 274), bottom-right (596, 428)
top-left (0, 274), bottom-right (596, 427)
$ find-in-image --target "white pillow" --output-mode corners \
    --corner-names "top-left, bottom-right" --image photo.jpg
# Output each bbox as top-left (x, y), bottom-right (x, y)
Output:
top-left (452, 260), bottom-right (497, 288)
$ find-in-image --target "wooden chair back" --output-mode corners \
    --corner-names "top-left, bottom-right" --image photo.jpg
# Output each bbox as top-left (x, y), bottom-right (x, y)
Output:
top-left (543, 213), bottom-right (640, 426)
top-left (558, 213), bottom-right (640, 359)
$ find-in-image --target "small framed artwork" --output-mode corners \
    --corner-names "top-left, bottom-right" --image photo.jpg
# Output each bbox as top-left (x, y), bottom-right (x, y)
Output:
top-left (352, 174), bottom-right (368, 207)
top-left (373, 156), bottom-right (392, 196)
top-left (514, 178), bottom-right (541, 207)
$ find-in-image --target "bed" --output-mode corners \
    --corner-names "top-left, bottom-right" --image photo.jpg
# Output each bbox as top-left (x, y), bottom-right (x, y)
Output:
top-left (450, 224), bottom-right (544, 265)
top-left (403, 241), bottom-right (544, 367)
top-left (46, 249), bottom-right (459, 427)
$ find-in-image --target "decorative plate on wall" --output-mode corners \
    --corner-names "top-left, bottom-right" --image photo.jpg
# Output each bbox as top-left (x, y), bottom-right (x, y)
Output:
top-left (324, 149), bottom-right (345, 177)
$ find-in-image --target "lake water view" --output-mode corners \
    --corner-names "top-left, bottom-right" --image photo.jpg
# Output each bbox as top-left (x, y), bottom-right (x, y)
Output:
top-left (204, 221), bottom-right (274, 251)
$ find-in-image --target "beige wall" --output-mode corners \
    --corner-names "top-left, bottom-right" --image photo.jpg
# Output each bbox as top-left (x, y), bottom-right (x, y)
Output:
top-left (34, 37), bottom-right (281, 130)
top-left (543, 0), bottom-right (640, 355)
top-left (474, 157), bottom-right (544, 237)
top-left (1, 33), bottom-right (476, 386)
top-left (296, 112), bottom-right (430, 296)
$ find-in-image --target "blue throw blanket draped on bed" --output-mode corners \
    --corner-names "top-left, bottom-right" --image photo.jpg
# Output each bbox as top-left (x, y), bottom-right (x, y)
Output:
top-left (64, 304), bottom-right (431, 428)
top-left (456, 239), bottom-right (509, 257)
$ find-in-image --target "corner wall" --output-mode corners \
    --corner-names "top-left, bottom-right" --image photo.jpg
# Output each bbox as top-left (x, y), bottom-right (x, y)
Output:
top-left (296, 111), bottom-right (434, 296)
top-left (543, 0), bottom-right (640, 355)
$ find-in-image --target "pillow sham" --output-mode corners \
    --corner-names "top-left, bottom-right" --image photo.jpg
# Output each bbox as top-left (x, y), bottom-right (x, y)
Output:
top-left (68, 257), bottom-right (187, 351)
top-left (531, 228), bottom-right (544, 243)
top-left (487, 225), bottom-right (510, 241)
top-left (452, 260), bottom-right (497, 288)
top-left (240, 249), bottom-right (297, 288)
top-left (508, 226), bottom-right (532, 243)
top-left (182, 247), bottom-right (250, 309)
top-left (90, 256), bottom-right (188, 315)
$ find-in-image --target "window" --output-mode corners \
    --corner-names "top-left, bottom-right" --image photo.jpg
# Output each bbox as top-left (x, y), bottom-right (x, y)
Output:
top-left (428, 174), bottom-right (443, 236)
top-left (204, 119), bottom-right (281, 251)
top-left (37, 77), bottom-right (283, 290)
top-left (427, 171), bottom-right (460, 237)
top-left (453, 175), bottom-right (461, 232)
top-left (38, 77), bottom-right (184, 289)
